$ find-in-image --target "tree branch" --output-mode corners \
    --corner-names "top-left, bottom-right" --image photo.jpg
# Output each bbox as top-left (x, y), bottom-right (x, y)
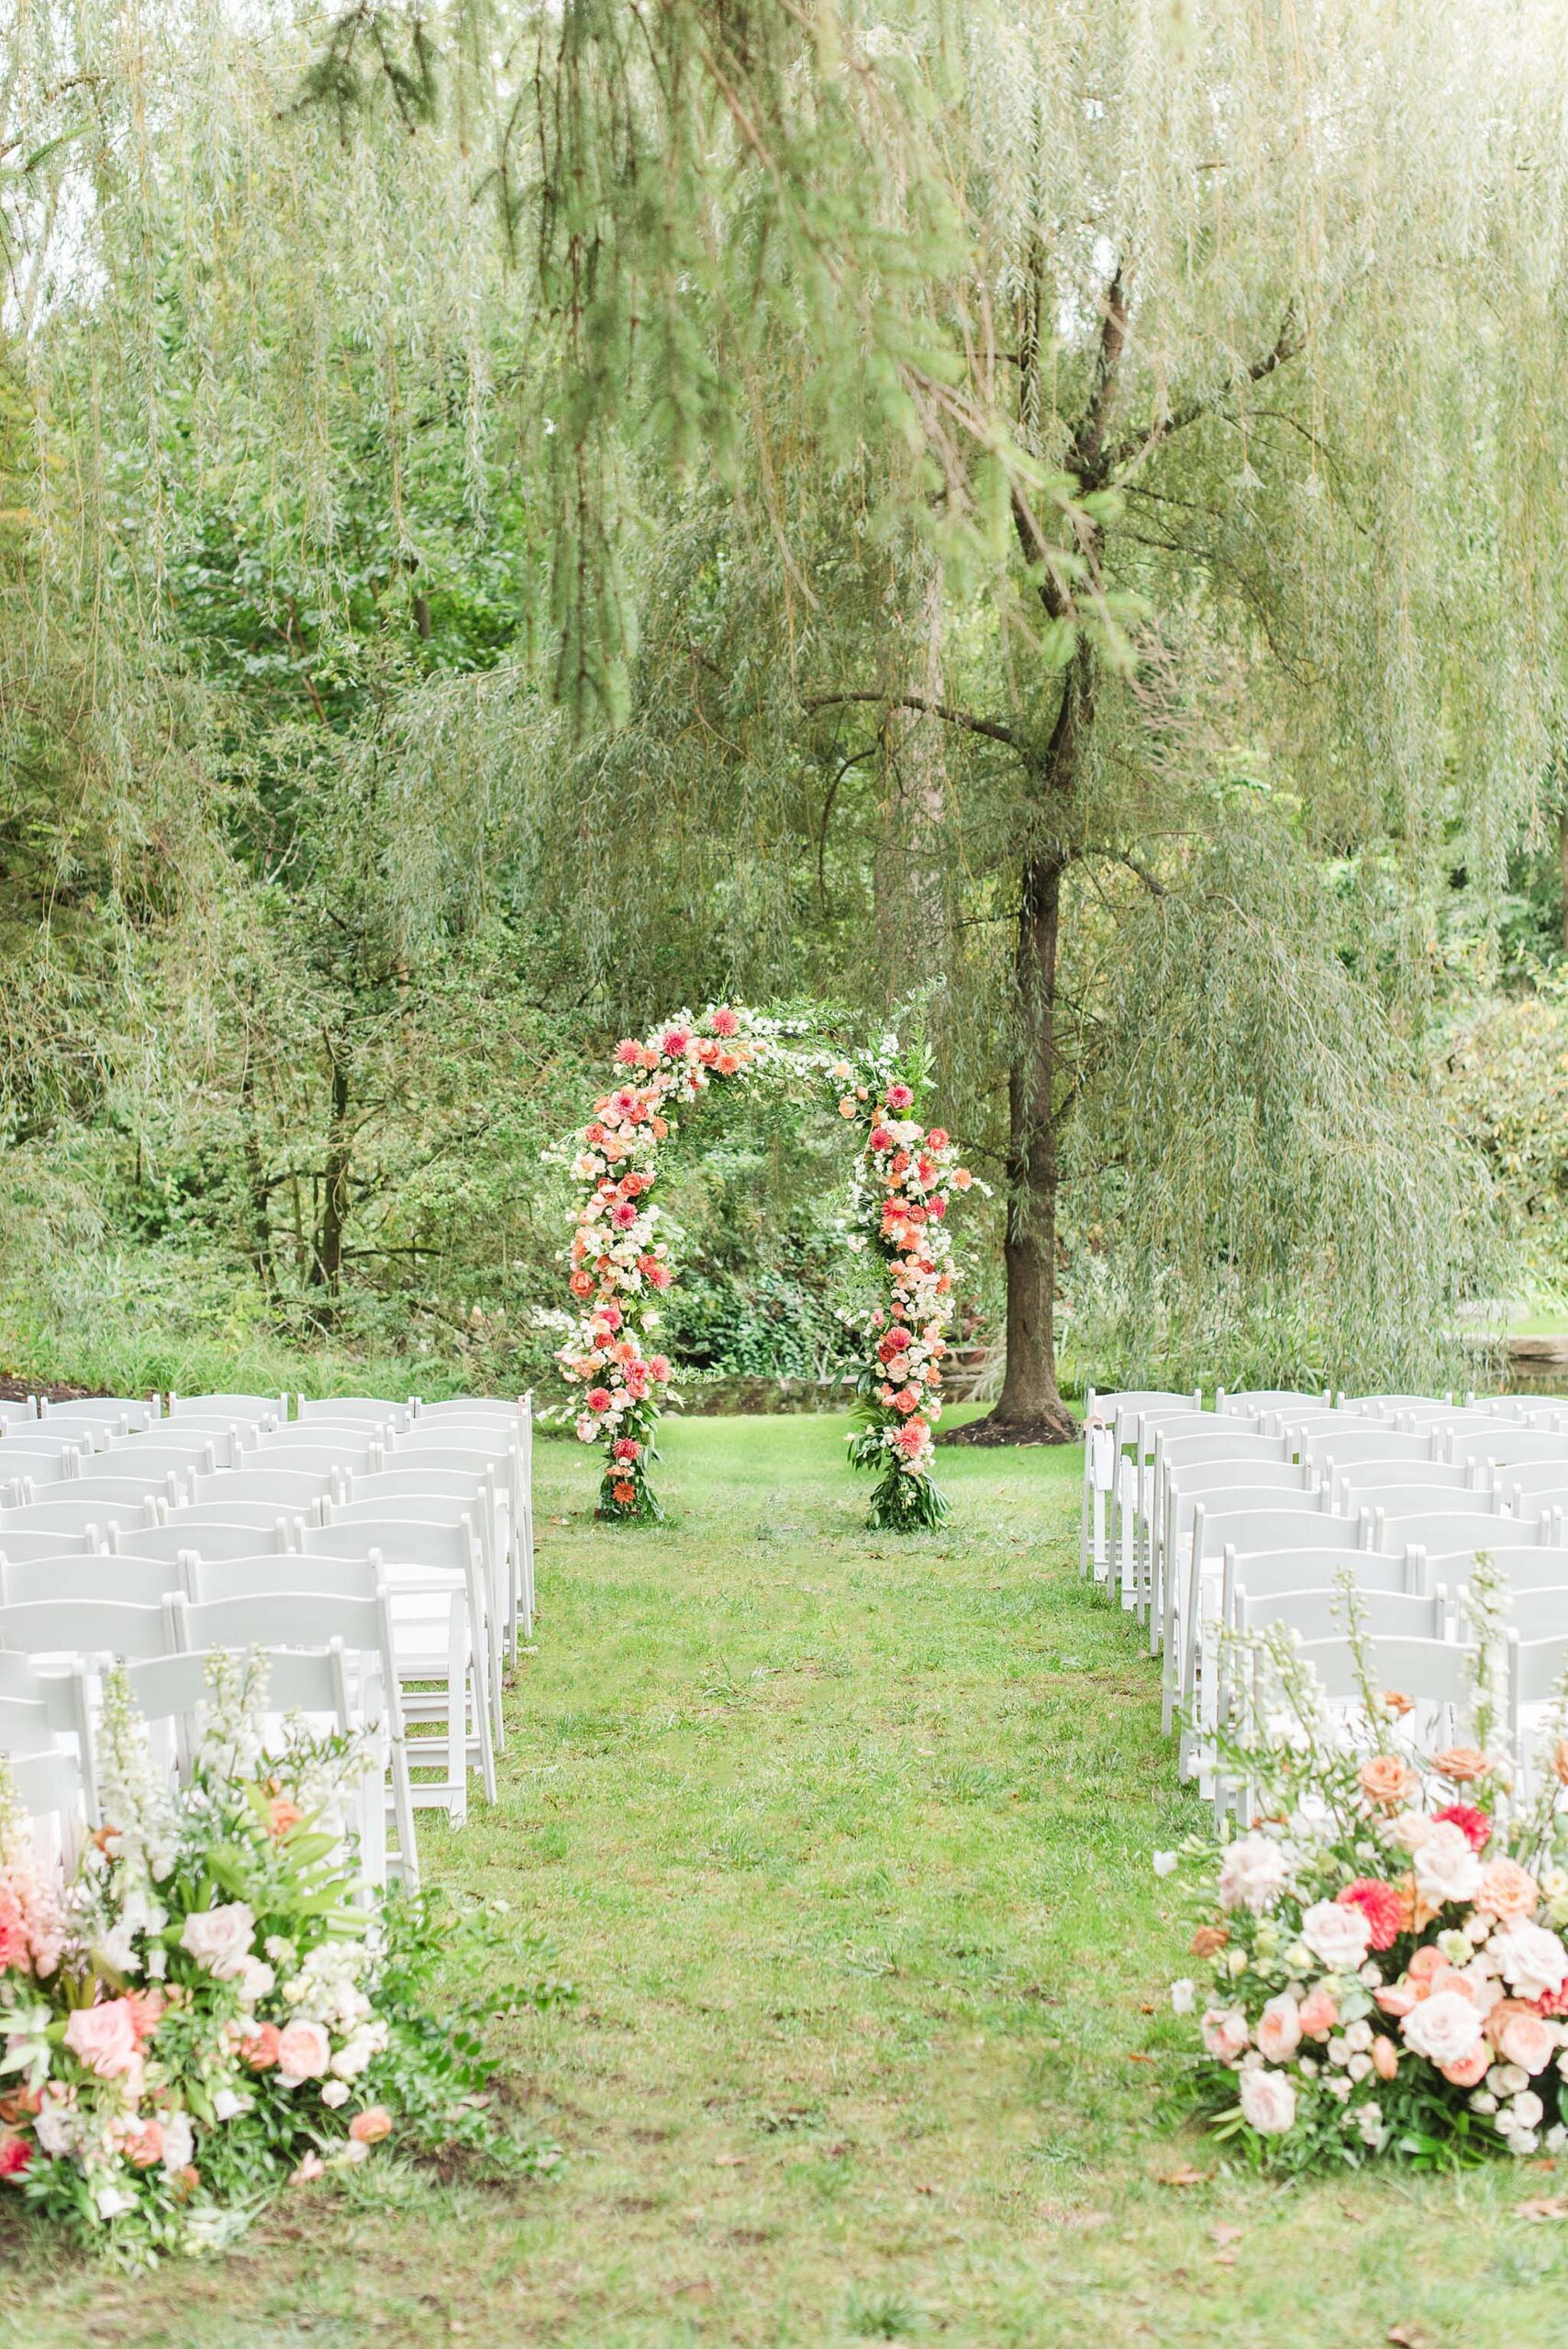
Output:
top-left (803, 691), bottom-right (1019, 749)
top-left (1070, 259), bottom-right (1132, 485)
top-left (1098, 304), bottom-right (1305, 479)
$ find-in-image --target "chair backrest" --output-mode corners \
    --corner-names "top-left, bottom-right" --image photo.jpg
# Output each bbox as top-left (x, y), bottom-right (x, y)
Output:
top-left (1167, 1463), bottom-right (1309, 1498)
top-left (188, 1468), bottom-right (331, 1507)
top-left (3, 1744), bottom-right (83, 1833)
top-left (0, 1442), bottom-right (85, 1485)
top-left (1507, 1631), bottom-right (1568, 1708)
top-left (141, 1500), bottom-right (310, 1537)
top-left (42, 1473), bottom-right (179, 1509)
top-left (1304, 1430), bottom-right (1437, 1469)
top-left (123, 1519), bottom-right (293, 1564)
top-left (169, 1587), bottom-right (394, 1675)
top-left (1496, 1586), bottom-right (1568, 1642)
top-left (384, 1442), bottom-right (517, 1484)
top-left (1375, 1508), bottom-right (1520, 1555)
top-left (106, 1436), bottom-right (222, 1476)
top-left (1224, 1545), bottom-right (1409, 1604)
top-left (1157, 1431), bottom-right (1290, 1471)
top-left (413, 1397), bottom-right (528, 1423)
top-left (0, 1553), bottom-right (182, 1609)
top-left (1122, 1408), bottom-right (1211, 1458)
top-left (1340, 1394), bottom-right (1448, 1416)
top-left (0, 1598), bottom-right (168, 1659)
top-left (1085, 1388), bottom-right (1199, 1420)
top-left (1450, 1431), bottom-right (1568, 1471)
top-left (1237, 1584), bottom-right (1442, 1644)
top-left (151, 1413), bottom-right (269, 1447)
top-left (296, 1397), bottom-right (406, 1431)
top-left (0, 1531), bottom-right (102, 1564)
top-left (1508, 1485), bottom-right (1568, 1523)
top-left (1451, 1546), bottom-right (1568, 1592)
top-left (30, 1410), bottom-right (128, 1447)
top-left (183, 1553), bottom-right (381, 1603)
top-left (1291, 1631), bottom-right (1475, 1705)
top-left (1336, 1472), bottom-right (1478, 1515)
top-left (343, 1468), bottom-right (484, 1504)
top-left (120, 1642), bottom-right (353, 1727)
top-left (168, 1392), bottom-right (286, 1421)
top-left (1193, 1502), bottom-right (1357, 1564)
top-left (328, 1496), bottom-right (480, 1534)
top-left (0, 1692), bottom-right (55, 1753)
top-left (0, 1499), bottom-right (128, 1539)
top-left (0, 1401), bottom-right (36, 1426)
top-left (243, 1443), bottom-right (376, 1476)
top-left (1504, 1461), bottom-right (1568, 1496)
top-left (0, 1651), bottom-right (71, 1714)
top-left (303, 1517), bottom-right (473, 1573)
top-left (1218, 1388), bottom-right (1329, 1414)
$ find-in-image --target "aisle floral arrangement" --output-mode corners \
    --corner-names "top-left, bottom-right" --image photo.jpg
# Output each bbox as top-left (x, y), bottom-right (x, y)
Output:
top-left (554, 1006), bottom-right (976, 1529)
top-left (1163, 1565), bottom-right (1568, 2168)
top-left (0, 1656), bottom-right (567, 2263)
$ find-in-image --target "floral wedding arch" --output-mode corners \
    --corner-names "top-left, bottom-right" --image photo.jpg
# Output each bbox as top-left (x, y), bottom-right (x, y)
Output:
top-left (556, 1007), bottom-right (974, 1530)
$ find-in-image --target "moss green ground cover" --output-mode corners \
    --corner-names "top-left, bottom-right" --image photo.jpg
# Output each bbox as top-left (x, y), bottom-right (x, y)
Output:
top-left (9, 1413), bottom-right (1568, 2345)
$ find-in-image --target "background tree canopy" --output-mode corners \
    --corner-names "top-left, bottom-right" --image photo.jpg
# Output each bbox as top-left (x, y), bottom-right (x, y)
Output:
top-left (1, 0), bottom-right (1565, 1409)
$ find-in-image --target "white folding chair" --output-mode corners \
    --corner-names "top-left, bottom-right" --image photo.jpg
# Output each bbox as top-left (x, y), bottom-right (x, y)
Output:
top-left (1079, 1392), bottom-right (1202, 1579)
top-left (1110, 1404), bottom-right (1216, 1608)
top-left (328, 1492), bottom-right (507, 1746)
top-left (299, 1520), bottom-right (495, 1815)
top-left (386, 1432), bottom-right (528, 1645)
top-left (1215, 1386), bottom-right (1330, 1415)
top-left (1302, 1429), bottom-right (1438, 1472)
top-left (17, 1472), bottom-right (180, 1517)
top-left (103, 1435), bottom-right (226, 1478)
top-left (0, 1498), bottom-right (124, 1542)
top-left (1174, 1502), bottom-right (1363, 1760)
top-left (1154, 1460), bottom-right (1314, 1652)
top-left (0, 1532), bottom-right (105, 1564)
top-left (185, 1468), bottom-right (332, 1514)
top-left (1335, 1465), bottom-right (1478, 1516)
top-left (406, 1398), bottom-right (534, 1643)
top-left (1373, 1501), bottom-right (1517, 1554)
top-left (0, 1437), bottom-right (91, 1485)
top-left (232, 1442), bottom-right (376, 1479)
top-left (29, 1409), bottom-right (128, 1450)
top-left (1450, 1428), bottom-right (1568, 1472)
top-left (165, 1589), bottom-right (417, 1885)
top-left (134, 1499), bottom-right (313, 1542)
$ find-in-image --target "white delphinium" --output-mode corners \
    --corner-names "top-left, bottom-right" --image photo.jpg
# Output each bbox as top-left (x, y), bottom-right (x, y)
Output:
top-left (92, 1667), bottom-right (181, 1884)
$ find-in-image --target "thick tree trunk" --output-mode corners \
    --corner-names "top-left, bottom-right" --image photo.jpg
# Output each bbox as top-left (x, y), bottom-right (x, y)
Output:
top-left (945, 653), bottom-right (1093, 1447)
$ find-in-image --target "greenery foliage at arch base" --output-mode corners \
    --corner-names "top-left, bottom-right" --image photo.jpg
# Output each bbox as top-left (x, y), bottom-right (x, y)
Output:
top-left (556, 1008), bottom-right (974, 1531)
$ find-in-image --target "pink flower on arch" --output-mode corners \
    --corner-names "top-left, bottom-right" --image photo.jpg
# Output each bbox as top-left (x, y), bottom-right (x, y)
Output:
top-left (586, 1388), bottom-right (612, 1414)
top-left (648, 1355), bottom-right (671, 1382)
top-left (612, 1203), bottom-right (639, 1229)
top-left (869, 1126), bottom-right (894, 1152)
top-left (885, 1084), bottom-right (914, 1110)
top-left (711, 1007), bottom-right (740, 1037)
top-left (661, 1029), bottom-right (692, 1058)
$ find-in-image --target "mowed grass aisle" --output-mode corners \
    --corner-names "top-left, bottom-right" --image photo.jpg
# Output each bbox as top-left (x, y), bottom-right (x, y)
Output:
top-left (15, 1417), bottom-right (1568, 2346)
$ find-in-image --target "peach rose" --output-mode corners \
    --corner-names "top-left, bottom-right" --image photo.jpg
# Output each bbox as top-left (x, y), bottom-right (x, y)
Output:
top-left (1200, 2007), bottom-right (1251, 2061)
top-left (1485, 1996), bottom-right (1537, 2050)
top-left (349, 2106), bottom-right (392, 2144)
top-left (265, 1797), bottom-right (304, 1839)
top-left (1440, 2042), bottom-right (1491, 2087)
top-left (1382, 1690), bottom-right (1415, 1719)
top-left (124, 2120), bottom-right (163, 2170)
top-left (276, 2020), bottom-right (331, 2086)
top-left (1296, 1986), bottom-right (1339, 2041)
top-left (1360, 1753), bottom-right (1418, 1808)
top-left (62, 1998), bottom-right (141, 2079)
top-left (1256, 1994), bottom-right (1303, 2062)
top-left (1432, 1746), bottom-right (1487, 1784)
top-left (240, 2022), bottom-right (282, 2072)
top-left (1499, 2011), bottom-right (1559, 2076)
top-left (1477, 1857), bottom-right (1539, 1922)
top-left (1372, 2034), bottom-right (1400, 2081)
top-left (1375, 1984), bottom-right (1418, 2018)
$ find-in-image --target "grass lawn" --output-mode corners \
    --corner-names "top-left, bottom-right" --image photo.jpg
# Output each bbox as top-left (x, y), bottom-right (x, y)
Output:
top-left (9, 1413), bottom-right (1568, 2345)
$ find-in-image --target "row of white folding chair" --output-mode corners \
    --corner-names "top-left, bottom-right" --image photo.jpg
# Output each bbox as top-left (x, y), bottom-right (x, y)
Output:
top-left (0, 1587), bottom-right (418, 1883)
top-left (1151, 1432), bottom-right (1305, 1638)
top-left (1105, 1400), bottom-right (1236, 1606)
top-left (1078, 1390), bottom-right (1201, 1583)
top-left (383, 1409), bottom-right (532, 1653)
top-left (2, 1517), bottom-right (488, 1823)
top-left (328, 1476), bottom-right (506, 1749)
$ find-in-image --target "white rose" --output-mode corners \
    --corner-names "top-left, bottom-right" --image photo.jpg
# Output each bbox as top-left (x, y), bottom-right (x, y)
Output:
top-left (1344, 2020), bottom-right (1373, 2054)
top-left (328, 2032), bottom-right (375, 2080)
top-left (1347, 2052), bottom-right (1373, 2082)
top-left (1492, 1921), bottom-right (1568, 2003)
top-left (95, 2186), bottom-right (136, 2220)
top-left (235, 1957), bottom-right (275, 2007)
top-left (212, 2087), bottom-right (250, 2121)
top-left (1219, 1833), bottom-right (1290, 1915)
top-left (1400, 1990), bottom-right (1485, 2068)
top-left (1512, 2089), bottom-right (1545, 2130)
top-left (160, 2111), bottom-right (194, 2173)
top-left (320, 2079), bottom-right (350, 2108)
top-left (1492, 2062), bottom-right (1530, 2097)
top-left (1300, 1900), bottom-right (1373, 1972)
top-left (1505, 2128), bottom-right (1540, 2155)
top-left (1170, 1978), bottom-right (1195, 2015)
top-left (33, 2099), bottom-right (74, 2157)
top-left (179, 1901), bottom-right (256, 1980)
top-left (1413, 1824), bottom-right (1484, 1909)
top-left (1385, 1810), bottom-right (1435, 1853)
top-left (1469, 2089), bottom-right (1497, 2114)
top-left (1239, 2067), bottom-right (1297, 2135)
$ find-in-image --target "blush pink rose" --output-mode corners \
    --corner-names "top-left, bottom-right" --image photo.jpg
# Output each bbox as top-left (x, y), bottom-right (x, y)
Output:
top-left (1499, 2011), bottom-right (1558, 2076)
top-left (1372, 2034), bottom-right (1400, 2081)
top-left (1255, 1994), bottom-right (1303, 2062)
top-left (276, 2020), bottom-right (331, 2086)
top-left (62, 1998), bottom-right (140, 2078)
top-left (1200, 2007), bottom-right (1250, 2061)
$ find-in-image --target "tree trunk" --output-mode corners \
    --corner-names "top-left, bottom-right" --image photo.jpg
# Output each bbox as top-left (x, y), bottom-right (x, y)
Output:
top-left (313, 1052), bottom-right (351, 1298)
top-left (239, 1051), bottom-right (275, 1295)
top-left (945, 653), bottom-right (1092, 1447)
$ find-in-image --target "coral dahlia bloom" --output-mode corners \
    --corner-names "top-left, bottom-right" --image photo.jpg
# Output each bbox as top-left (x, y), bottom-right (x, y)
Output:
top-left (710, 1007), bottom-right (740, 1036)
top-left (1431, 1803), bottom-right (1490, 1851)
top-left (1336, 1877), bottom-right (1405, 1951)
top-left (612, 1480), bottom-right (638, 1505)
